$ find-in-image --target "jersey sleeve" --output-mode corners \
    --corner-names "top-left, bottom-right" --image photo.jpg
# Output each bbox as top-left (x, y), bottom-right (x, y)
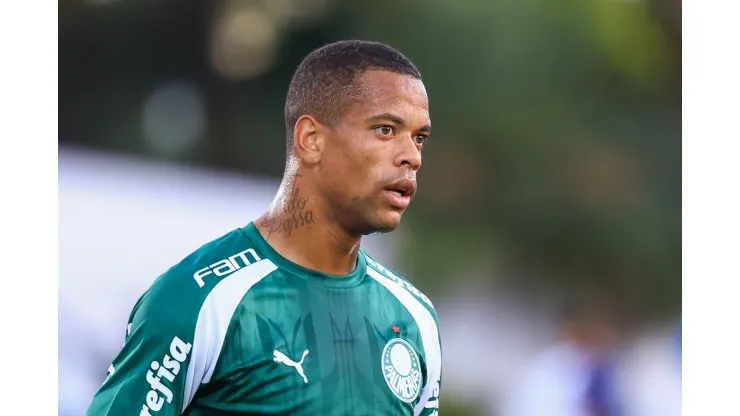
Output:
top-left (417, 374), bottom-right (441, 415)
top-left (417, 315), bottom-right (442, 416)
top-left (86, 285), bottom-right (202, 416)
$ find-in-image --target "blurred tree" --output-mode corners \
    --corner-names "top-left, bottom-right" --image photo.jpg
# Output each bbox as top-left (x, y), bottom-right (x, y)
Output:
top-left (342, 0), bottom-right (681, 318)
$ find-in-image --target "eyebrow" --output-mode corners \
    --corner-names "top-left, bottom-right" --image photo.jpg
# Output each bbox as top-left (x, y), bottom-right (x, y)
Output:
top-left (367, 113), bottom-right (431, 132)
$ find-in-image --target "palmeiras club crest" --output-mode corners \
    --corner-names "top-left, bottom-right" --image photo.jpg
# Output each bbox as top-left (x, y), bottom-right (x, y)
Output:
top-left (381, 338), bottom-right (422, 402)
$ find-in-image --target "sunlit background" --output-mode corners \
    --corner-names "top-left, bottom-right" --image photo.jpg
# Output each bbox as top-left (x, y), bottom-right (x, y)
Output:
top-left (59, 0), bottom-right (681, 414)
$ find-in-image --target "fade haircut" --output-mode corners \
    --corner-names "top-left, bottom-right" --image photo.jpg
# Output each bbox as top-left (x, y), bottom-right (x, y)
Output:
top-left (284, 40), bottom-right (422, 157)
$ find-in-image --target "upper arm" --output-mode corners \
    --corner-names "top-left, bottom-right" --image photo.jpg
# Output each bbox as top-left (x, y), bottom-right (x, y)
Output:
top-left (86, 288), bottom-right (201, 416)
top-left (86, 256), bottom-right (278, 416)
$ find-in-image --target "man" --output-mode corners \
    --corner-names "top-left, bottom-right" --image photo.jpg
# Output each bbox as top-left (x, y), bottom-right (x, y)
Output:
top-left (86, 40), bottom-right (441, 416)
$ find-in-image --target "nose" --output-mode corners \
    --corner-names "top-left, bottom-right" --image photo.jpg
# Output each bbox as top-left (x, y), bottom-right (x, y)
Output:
top-left (395, 135), bottom-right (422, 171)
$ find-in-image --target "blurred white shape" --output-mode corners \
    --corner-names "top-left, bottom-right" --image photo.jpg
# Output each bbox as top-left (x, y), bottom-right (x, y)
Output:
top-left (617, 327), bottom-right (682, 416)
top-left (210, 7), bottom-right (279, 81)
top-left (500, 343), bottom-right (594, 416)
top-left (142, 81), bottom-right (206, 157)
top-left (436, 282), bottom-right (561, 413)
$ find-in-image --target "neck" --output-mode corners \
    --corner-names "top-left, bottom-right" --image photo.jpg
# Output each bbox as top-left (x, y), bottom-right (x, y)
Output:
top-left (255, 172), bottom-right (362, 275)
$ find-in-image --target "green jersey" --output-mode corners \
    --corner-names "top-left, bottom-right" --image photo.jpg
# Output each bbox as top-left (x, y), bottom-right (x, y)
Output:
top-left (87, 222), bottom-right (442, 416)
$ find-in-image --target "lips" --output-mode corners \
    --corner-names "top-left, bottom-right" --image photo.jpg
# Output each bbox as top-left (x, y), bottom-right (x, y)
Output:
top-left (384, 178), bottom-right (416, 199)
top-left (382, 178), bottom-right (416, 209)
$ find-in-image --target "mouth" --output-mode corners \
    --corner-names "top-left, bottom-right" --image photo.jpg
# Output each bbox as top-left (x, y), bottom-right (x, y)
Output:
top-left (384, 179), bottom-right (416, 198)
top-left (382, 179), bottom-right (416, 209)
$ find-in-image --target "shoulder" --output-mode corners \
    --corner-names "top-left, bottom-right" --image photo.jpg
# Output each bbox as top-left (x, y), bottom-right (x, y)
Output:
top-left (134, 228), bottom-right (271, 329)
top-left (151, 227), bottom-right (266, 292)
top-left (362, 251), bottom-right (437, 318)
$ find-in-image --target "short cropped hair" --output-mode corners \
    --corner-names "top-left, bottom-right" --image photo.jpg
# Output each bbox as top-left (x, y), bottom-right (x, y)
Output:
top-left (284, 40), bottom-right (422, 155)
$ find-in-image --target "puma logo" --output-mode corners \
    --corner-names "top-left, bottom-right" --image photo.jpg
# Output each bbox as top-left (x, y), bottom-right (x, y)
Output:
top-left (273, 349), bottom-right (309, 383)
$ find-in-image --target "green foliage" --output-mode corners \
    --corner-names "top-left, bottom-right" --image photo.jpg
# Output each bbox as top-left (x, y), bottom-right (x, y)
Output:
top-left (342, 0), bottom-right (680, 317)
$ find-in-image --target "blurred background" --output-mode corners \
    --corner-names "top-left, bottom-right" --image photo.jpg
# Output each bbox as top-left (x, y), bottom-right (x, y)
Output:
top-left (58, 0), bottom-right (681, 415)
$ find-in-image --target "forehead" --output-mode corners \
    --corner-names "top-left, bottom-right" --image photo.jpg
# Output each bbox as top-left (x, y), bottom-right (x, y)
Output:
top-left (343, 70), bottom-right (430, 123)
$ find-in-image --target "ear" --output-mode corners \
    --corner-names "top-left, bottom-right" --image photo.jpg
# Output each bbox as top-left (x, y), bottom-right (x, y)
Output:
top-left (293, 115), bottom-right (324, 164)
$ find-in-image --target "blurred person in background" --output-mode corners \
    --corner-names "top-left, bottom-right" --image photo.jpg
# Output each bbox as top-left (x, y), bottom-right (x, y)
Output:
top-left (501, 293), bottom-right (623, 416)
top-left (86, 40), bottom-right (442, 416)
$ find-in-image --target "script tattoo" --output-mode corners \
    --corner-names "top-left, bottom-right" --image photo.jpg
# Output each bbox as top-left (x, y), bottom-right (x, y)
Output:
top-left (262, 187), bottom-right (314, 239)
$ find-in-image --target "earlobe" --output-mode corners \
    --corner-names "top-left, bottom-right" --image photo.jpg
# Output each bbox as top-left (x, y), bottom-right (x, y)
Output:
top-left (295, 115), bottom-right (323, 164)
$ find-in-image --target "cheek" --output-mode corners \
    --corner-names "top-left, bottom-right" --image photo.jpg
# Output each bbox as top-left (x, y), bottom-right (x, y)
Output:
top-left (323, 129), bottom-right (391, 196)
top-left (330, 142), bottom-right (382, 185)
top-left (320, 149), bottom-right (362, 194)
top-left (340, 156), bottom-right (380, 193)
top-left (355, 149), bottom-right (385, 192)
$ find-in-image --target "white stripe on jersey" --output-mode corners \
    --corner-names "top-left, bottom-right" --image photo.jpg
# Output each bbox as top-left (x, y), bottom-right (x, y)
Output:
top-left (366, 267), bottom-right (441, 416)
top-left (181, 259), bottom-right (278, 411)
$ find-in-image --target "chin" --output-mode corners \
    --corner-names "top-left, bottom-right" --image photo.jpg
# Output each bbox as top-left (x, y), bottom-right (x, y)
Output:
top-left (363, 225), bottom-right (397, 236)
top-left (361, 212), bottom-right (402, 236)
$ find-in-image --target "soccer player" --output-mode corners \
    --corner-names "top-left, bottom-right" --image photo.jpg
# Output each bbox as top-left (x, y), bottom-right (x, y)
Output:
top-left (86, 40), bottom-right (442, 416)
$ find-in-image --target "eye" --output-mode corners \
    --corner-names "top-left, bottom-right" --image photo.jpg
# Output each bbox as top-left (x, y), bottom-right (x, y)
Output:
top-left (414, 134), bottom-right (429, 146)
top-left (374, 125), bottom-right (394, 136)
